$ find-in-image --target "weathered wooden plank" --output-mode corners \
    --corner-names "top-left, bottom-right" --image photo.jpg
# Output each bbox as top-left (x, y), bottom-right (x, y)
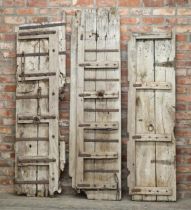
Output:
top-left (155, 34), bottom-right (176, 201)
top-left (135, 40), bottom-right (156, 201)
top-left (76, 10), bottom-right (85, 186)
top-left (127, 36), bottom-right (137, 199)
top-left (135, 33), bottom-right (171, 40)
top-left (69, 12), bottom-right (79, 185)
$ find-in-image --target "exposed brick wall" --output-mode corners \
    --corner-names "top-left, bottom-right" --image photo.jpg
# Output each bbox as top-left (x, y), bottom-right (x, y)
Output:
top-left (0, 0), bottom-right (191, 199)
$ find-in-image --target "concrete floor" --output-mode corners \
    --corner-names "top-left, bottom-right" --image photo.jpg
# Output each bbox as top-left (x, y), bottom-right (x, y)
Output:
top-left (0, 193), bottom-right (190, 210)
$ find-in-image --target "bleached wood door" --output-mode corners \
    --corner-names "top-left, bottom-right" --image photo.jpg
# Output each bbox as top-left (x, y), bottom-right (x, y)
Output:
top-left (127, 33), bottom-right (176, 201)
top-left (70, 9), bottom-right (121, 200)
top-left (15, 22), bottom-right (66, 197)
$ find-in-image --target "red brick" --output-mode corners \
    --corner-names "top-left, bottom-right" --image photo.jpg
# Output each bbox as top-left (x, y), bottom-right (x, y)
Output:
top-left (0, 8), bottom-right (14, 14)
top-left (177, 85), bottom-right (187, 94)
top-left (3, 51), bottom-right (16, 59)
top-left (143, 17), bottom-right (164, 24)
top-left (153, 8), bottom-right (175, 15)
top-left (27, 0), bottom-right (47, 7)
top-left (0, 34), bottom-right (16, 41)
top-left (0, 144), bottom-right (13, 151)
top-left (177, 8), bottom-right (191, 16)
top-left (0, 76), bottom-right (15, 83)
top-left (0, 177), bottom-right (14, 185)
top-left (165, 0), bottom-right (176, 6)
top-left (143, 0), bottom-right (164, 7)
top-left (119, 8), bottom-right (129, 16)
top-left (4, 85), bottom-right (16, 92)
top-left (176, 61), bottom-right (191, 67)
top-left (4, 16), bottom-right (25, 25)
top-left (0, 25), bottom-right (13, 33)
top-left (121, 17), bottom-right (140, 25)
top-left (176, 34), bottom-right (188, 42)
top-left (177, 43), bottom-right (191, 51)
top-left (176, 26), bottom-right (191, 33)
top-left (119, 0), bottom-right (141, 7)
top-left (27, 16), bottom-right (49, 24)
top-left (16, 8), bottom-right (36, 15)
top-left (130, 25), bottom-right (152, 33)
top-left (176, 0), bottom-right (189, 5)
top-left (130, 8), bottom-right (152, 16)
top-left (176, 112), bottom-right (191, 120)
top-left (96, 0), bottom-right (116, 6)
top-left (3, 0), bottom-right (25, 6)
top-left (176, 53), bottom-right (191, 60)
top-left (176, 104), bottom-right (186, 111)
top-left (74, 0), bottom-right (94, 6)
top-left (177, 18), bottom-right (191, 25)
top-left (49, 0), bottom-right (71, 6)
top-left (0, 127), bottom-right (12, 134)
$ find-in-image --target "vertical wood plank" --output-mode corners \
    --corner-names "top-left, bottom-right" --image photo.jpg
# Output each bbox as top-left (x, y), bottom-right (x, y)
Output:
top-left (69, 12), bottom-right (80, 186)
top-left (76, 10), bottom-right (85, 185)
top-left (135, 40), bottom-right (156, 201)
top-left (155, 35), bottom-right (176, 201)
top-left (48, 33), bottom-right (59, 195)
top-left (84, 9), bottom-right (96, 195)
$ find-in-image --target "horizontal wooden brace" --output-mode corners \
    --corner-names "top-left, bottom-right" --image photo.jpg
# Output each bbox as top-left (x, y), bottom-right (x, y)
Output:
top-left (15, 180), bottom-right (49, 184)
top-left (132, 134), bottom-right (171, 142)
top-left (79, 122), bottom-right (118, 130)
top-left (77, 183), bottom-right (117, 190)
top-left (19, 22), bottom-right (66, 30)
top-left (18, 30), bottom-right (56, 37)
top-left (17, 51), bottom-right (66, 57)
top-left (16, 137), bottom-right (48, 141)
top-left (84, 139), bottom-right (119, 143)
top-left (135, 33), bottom-right (171, 40)
top-left (133, 82), bottom-right (172, 90)
top-left (79, 91), bottom-right (119, 99)
top-left (19, 72), bottom-right (56, 77)
top-left (79, 152), bottom-right (118, 159)
top-left (84, 108), bottom-right (119, 112)
top-left (16, 95), bottom-right (48, 100)
top-left (79, 61), bottom-right (118, 69)
top-left (84, 169), bottom-right (119, 173)
top-left (131, 187), bottom-right (172, 196)
top-left (85, 49), bottom-right (119, 53)
top-left (84, 78), bottom-right (119, 82)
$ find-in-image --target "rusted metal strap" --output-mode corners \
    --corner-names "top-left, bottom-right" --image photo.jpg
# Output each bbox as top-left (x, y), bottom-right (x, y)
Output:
top-left (84, 139), bottom-right (118, 143)
top-left (15, 180), bottom-right (49, 184)
top-left (19, 23), bottom-right (66, 30)
top-left (131, 187), bottom-right (172, 196)
top-left (17, 51), bottom-right (66, 57)
top-left (79, 91), bottom-right (119, 99)
top-left (79, 153), bottom-right (118, 159)
top-left (84, 79), bottom-right (119, 82)
top-left (79, 122), bottom-right (118, 130)
top-left (77, 183), bottom-right (117, 190)
top-left (18, 115), bottom-right (56, 120)
top-left (133, 82), bottom-right (172, 90)
top-left (155, 60), bottom-right (175, 68)
top-left (18, 158), bottom-right (56, 163)
top-left (79, 61), bottom-right (118, 69)
top-left (16, 137), bottom-right (48, 141)
top-left (18, 30), bottom-right (56, 37)
top-left (19, 72), bottom-right (56, 77)
top-left (84, 108), bottom-right (119, 112)
top-left (84, 169), bottom-right (119, 173)
top-left (132, 134), bottom-right (171, 142)
top-left (151, 160), bottom-right (175, 165)
top-left (16, 94), bottom-right (48, 100)
top-left (85, 49), bottom-right (119, 53)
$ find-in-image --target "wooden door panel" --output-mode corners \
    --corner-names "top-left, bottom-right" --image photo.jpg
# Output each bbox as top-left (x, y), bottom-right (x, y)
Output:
top-left (70, 9), bottom-right (121, 200)
top-left (15, 21), bottom-right (66, 197)
top-left (127, 33), bottom-right (176, 201)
